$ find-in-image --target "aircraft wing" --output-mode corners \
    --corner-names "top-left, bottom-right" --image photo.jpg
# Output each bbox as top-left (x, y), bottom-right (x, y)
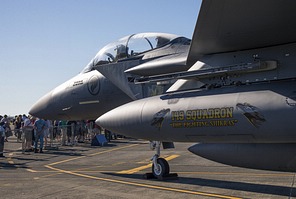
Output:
top-left (187, 0), bottom-right (296, 66)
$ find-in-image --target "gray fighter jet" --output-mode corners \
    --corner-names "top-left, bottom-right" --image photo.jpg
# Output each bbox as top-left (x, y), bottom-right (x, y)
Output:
top-left (29, 33), bottom-right (191, 120)
top-left (96, 0), bottom-right (296, 179)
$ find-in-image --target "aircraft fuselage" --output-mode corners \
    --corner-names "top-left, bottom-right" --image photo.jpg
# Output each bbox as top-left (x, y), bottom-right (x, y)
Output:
top-left (29, 70), bottom-right (131, 120)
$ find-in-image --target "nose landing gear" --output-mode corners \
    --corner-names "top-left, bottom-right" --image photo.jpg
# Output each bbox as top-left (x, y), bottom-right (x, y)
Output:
top-left (145, 141), bottom-right (178, 180)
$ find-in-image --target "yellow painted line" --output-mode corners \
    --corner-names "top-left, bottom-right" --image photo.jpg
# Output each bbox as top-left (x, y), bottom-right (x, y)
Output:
top-left (72, 170), bottom-right (119, 173)
top-left (26, 169), bottom-right (61, 173)
top-left (66, 164), bottom-right (126, 172)
top-left (136, 158), bottom-right (151, 164)
top-left (44, 143), bottom-right (241, 198)
top-left (112, 162), bottom-right (126, 166)
top-left (45, 165), bottom-right (241, 199)
top-left (117, 164), bottom-right (152, 174)
top-left (7, 157), bottom-right (14, 165)
top-left (56, 170), bottom-right (118, 173)
top-left (27, 168), bottom-right (294, 179)
top-left (68, 165), bottom-right (110, 173)
top-left (3, 184), bottom-right (12, 187)
top-left (39, 172), bottom-right (63, 179)
top-left (164, 154), bottom-right (180, 161)
top-left (117, 155), bottom-right (179, 174)
top-left (27, 168), bottom-right (117, 173)
top-left (26, 169), bottom-right (37, 173)
top-left (47, 143), bottom-right (140, 166)
top-left (7, 153), bottom-right (14, 164)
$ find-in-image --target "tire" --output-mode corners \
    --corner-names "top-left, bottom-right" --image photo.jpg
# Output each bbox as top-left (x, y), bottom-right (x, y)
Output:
top-left (152, 158), bottom-right (170, 179)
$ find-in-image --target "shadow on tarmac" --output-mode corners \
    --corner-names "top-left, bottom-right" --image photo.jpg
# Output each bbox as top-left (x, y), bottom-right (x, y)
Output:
top-left (104, 173), bottom-right (296, 197)
top-left (0, 161), bottom-right (29, 170)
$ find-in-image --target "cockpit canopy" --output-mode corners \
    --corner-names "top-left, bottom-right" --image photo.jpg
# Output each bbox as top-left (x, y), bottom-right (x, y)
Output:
top-left (82, 33), bottom-right (181, 73)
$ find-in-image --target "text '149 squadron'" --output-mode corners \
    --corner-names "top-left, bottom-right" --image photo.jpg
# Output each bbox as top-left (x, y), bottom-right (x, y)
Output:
top-left (30, 0), bottom-right (296, 179)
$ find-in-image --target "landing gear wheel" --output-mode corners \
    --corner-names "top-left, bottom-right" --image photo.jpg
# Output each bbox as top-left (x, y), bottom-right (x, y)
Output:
top-left (152, 158), bottom-right (170, 179)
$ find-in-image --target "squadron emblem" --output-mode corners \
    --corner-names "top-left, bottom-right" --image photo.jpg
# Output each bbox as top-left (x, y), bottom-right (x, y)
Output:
top-left (88, 75), bottom-right (100, 95)
top-left (236, 103), bottom-right (266, 128)
top-left (151, 109), bottom-right (170, 130)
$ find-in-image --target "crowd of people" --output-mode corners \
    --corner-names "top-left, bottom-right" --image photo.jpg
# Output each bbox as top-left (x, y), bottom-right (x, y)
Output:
top-left (0, 114), bottom-right (104, 155)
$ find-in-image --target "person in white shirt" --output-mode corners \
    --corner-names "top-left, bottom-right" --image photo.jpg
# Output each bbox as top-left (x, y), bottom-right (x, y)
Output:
top-left (22, 115), bottom-right (34, 152)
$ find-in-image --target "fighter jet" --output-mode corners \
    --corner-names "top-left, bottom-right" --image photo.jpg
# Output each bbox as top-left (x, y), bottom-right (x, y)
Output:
top-left (29, 33), bottom-right (191, 120)
top-left (96, 0), bottom-right (296, 179)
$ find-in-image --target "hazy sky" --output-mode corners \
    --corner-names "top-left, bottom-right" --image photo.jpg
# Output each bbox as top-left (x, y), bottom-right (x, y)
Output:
top-left (0, 0), bottom-right (201, 116)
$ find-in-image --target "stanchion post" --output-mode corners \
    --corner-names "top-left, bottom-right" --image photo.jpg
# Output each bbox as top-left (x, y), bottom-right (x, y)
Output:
top-left (49, 126), bottom-right (53, 147)
top-left (61, 126), bottom-right (66, 146)
top-left (71, 123), bottom-right (75, 146)
top-left (21, 129), bottom-right (25, 153)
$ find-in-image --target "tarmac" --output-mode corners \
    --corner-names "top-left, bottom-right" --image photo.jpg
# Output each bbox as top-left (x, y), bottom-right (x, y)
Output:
top-left (1, 135), bottom-right (296, 199)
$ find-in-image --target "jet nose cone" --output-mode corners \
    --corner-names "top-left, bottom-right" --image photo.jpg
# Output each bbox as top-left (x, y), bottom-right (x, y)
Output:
top-left (96, 100), bottom-right (144, 137)
top-left (95, 105), bottom-right (137, 133)
top-left (29, 91), bottom-right (54, 119)
top-left (96, 97), bottom-right (166, 140)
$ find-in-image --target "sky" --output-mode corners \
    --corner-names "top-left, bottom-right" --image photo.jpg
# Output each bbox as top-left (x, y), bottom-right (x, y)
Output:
top-left (0, 0), bottom-right (201, 116)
